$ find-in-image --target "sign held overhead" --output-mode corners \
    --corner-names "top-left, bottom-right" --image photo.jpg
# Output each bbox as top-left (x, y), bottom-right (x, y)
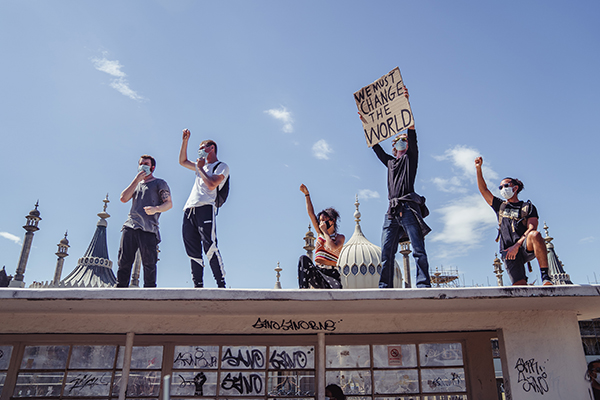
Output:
top-left (354, 67), bottom-right (413, 147)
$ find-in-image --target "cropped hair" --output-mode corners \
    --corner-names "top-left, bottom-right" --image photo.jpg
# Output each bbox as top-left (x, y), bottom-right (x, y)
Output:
top-left (504, 177), bottom-right (524, 194)
top-left (200, 140), bottom-right (218, 155)
top-left (317, 207), bottom-right (341, 234)
top-left (140, 155), bottom-right (156, 168)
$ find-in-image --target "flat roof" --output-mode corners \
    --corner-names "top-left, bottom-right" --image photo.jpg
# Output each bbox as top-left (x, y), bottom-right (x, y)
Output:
top-left (2, 285), bottom-right (600, 320)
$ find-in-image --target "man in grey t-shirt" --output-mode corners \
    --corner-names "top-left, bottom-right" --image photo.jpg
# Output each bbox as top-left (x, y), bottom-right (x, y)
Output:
top-left (117, 155), bottom-right (172, 287)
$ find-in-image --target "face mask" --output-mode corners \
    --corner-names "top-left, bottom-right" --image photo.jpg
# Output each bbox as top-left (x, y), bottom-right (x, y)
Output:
top-left (500, 186), bottom-right (514, 199)
top-left (198, 148), bottom-right (208, 159)
top-left (325, 220), bottom-right (332, 229)
top-left (394, 139), bottom-right (407, 152)
top-left (595, 374), bottom-right (600, 385)
top-left (138, 164), bottom-right (151, 176)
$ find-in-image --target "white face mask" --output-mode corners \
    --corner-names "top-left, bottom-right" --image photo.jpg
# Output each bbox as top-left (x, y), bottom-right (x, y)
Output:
top-left (198, 148), bottom-right (208, 159)
top-left (500, 186), bottom-right (514, 199)
top-left (595, 374), bottom-right (600, 385)
top-left (394, 139), bottom-right (407, 152)
top-left (138, 164), bottom-right (151, 176)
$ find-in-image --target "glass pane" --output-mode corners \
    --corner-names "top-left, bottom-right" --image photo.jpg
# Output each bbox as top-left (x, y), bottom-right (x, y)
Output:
top-left (173, 346), bottom-right (219, 369)
top-left (421, 368), bottom-right (466, 393)
top-left (112, 370), bottom-right (161, 397)
top-left (422, 395), bottom-right (467, 400)
top-left (326, 345), bottom-right (370, 368)
top-left (14, 371), bottom-right (65, 397)
top-left (0, 346), bottom-right (13, 370)
top-left (171, 371), bottom-right (218, 396)
top-left (267, 370), bottom-right (315, 396)
top-left (0, 372), bottom-right (6, 394)
top-left (117, 346), bottom-right (163, 369)
top-left (374, 369), bottom-right (419, 394)
top-left (219, 371), bottom-right (265, 396)
top-left (221, 346), bottom-right (266, 370)
top-left (69, 345), bottom-right (117, 369)
top-left (20, 345), bottom-right (69, 369)
top-left (64, 371), bottom-right (112, 397)
top-left (373, 345), bottom-right (417, 368)
top-left (326, 370), bottom-right (371, 395)
top-left (419, 344), bottom-right (463, 367)
top-left (269, 346), bottom-right (315, 370)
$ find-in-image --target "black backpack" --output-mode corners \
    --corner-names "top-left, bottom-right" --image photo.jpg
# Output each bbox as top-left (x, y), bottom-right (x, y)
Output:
top-left (212, 162), bottom-right (229, 209)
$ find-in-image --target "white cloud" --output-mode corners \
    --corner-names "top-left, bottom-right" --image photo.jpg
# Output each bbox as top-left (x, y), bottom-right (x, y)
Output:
top-left (91, 56), bottom-right (145, 101)
top-left (430, 194), bottom-right (497, 248)
top-left (0, 232), bottom-right (21, 245)
top-left (264, 107), bottom-right (293, 133)
top-left (431, 176), bottom-right (468, 193)
top-left (358, 189), bottom-right (380, 200)
top-left (312, 139), bottom-right (333, 160)
top-left (580, 236), bottom-right (595, 243)
top-left (429, 146), bottom-right (503, 258)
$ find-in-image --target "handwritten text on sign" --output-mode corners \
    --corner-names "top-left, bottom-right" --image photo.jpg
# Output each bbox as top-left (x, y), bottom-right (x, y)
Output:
top-left (354, 67), bottom-right (413, 147)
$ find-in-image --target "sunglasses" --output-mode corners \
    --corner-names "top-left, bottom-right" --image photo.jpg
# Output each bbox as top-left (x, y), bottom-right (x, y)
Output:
top-left (498, 183), bottom-right (513, 190)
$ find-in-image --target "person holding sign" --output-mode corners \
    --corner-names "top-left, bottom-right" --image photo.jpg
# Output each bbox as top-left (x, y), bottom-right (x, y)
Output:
top-left (474, 157), bottom-right (553, 286)
top-left (298, 184), bottom-right (345, 289)
top-left (371, 91), bottom-right (431, 288)
top-left (179, 129), bottom-right (229, 288)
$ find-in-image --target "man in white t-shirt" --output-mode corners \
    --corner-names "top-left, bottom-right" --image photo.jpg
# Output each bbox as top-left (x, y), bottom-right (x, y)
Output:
top-left (179, 129), bottom-right (229, 288)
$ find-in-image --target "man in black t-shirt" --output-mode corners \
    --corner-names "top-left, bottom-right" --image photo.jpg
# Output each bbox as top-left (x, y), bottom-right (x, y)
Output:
top-left (475, 157), bottom-right (552, 286)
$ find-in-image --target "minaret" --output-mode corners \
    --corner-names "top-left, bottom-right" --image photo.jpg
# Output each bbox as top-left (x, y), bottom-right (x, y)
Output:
top-left (493, 253), bottom-right (504, 286)
top-left (399, 242), bottom-right (412, 288)
top-left (303, 225), bottom-right (315, 261)
top-left (61, 195), bottom-right (117, 287)
top-left (10, 202), bottom-right (42, 288)
top-left (543, 222), bottom-right (573, 285)
top-left (52, 232), bottom-right (70, 285)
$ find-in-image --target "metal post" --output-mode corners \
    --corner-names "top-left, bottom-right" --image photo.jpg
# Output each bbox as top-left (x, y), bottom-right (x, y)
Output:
top-left (317, 332), bottom-right (325, 400)
top-left (119, 332), bottom-right (135, 400)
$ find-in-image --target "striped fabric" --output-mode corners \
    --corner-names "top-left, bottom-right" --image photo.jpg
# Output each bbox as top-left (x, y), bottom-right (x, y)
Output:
top-left (314, 235), bottom-right (341, 265)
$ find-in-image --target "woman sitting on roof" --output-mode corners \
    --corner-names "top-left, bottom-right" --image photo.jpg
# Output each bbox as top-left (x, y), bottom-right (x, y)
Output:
top-left (298, 184), bottom-right (345, 289)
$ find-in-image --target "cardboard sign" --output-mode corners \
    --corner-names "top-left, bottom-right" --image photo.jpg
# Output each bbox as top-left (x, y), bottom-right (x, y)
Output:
top-left (354, 67), bottom-right (414, 147)
top-left (388, 345), bottom-right (403, 365)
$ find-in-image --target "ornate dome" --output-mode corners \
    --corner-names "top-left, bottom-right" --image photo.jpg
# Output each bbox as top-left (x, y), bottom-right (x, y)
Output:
top-left (337, 197), bottom-right (402, 289)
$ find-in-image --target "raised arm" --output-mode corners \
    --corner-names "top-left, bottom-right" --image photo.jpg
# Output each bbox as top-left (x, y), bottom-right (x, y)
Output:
top-left (300, 184), bottom-right (321, 235)
top-left (179, 129), bottom-right (196, 171)
top-left (475, 157), bottom-right (494, 206)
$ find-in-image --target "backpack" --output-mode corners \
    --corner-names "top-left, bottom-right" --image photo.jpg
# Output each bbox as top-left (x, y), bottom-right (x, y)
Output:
top-left (212, 162), bottom-right (229, 210)
top-left (495, 200), bottom-right (532, 242)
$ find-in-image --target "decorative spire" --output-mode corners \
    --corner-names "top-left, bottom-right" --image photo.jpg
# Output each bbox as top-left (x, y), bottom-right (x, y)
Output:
top-left (354, 194), bottom-right (361, 224)
top-left (274, 262), bottom-right (282, 289)
top-left (97, 194), bottom-right (111, 226)
top-left (543, 222), bottom-right (572, 285)
top-left (60, 196), bottom-right (117, 287)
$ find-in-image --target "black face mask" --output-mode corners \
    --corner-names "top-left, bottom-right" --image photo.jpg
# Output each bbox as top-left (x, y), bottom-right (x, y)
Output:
top-left (325, 220), bottom-right (332, 229)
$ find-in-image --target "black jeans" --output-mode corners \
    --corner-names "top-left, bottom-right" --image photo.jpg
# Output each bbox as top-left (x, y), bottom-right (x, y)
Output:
top-left (117, 227), bottom-right (158, 287)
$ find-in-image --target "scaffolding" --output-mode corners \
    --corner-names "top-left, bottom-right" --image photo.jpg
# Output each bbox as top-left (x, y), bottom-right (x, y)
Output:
top-left (430, 266), bottom-right (460, 288)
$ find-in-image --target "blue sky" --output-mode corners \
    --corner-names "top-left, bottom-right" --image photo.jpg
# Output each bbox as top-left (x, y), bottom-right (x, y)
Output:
top-left (1, 0), bottom-right (599, 289)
